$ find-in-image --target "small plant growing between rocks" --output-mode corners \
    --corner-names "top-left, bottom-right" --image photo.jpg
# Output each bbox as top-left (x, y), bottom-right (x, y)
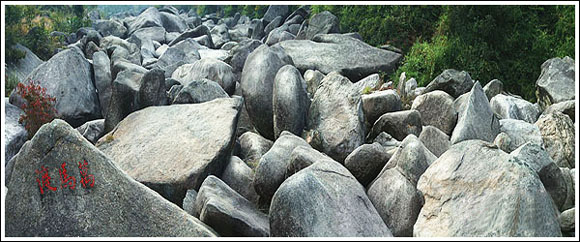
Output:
top-left (16, 80), bottom-right (57, 139)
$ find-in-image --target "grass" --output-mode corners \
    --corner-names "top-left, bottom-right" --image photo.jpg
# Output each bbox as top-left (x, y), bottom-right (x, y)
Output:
top-left (5, 73), bottom-right (19, 97)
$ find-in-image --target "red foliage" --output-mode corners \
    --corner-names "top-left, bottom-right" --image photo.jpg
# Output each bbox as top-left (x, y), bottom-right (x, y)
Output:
top-left (16, 80), bottom-right (57, 139)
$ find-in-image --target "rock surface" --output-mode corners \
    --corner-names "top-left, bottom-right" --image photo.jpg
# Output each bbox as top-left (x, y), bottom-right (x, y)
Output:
top-left (423, 69), bottom-right (474, 99)
top-left (418, 126), bottom-right (451, 157)
top-left (490, 94), bottom-right (540, 123)
top-left (220, 156), bottom-right (259, 204)
top-left (4, 100), bottom-right (28, 164)
top-left (367, 110), bottom-right (422, 142)
top-left (535, 56), bottom-right (575, 109)
top-left (450, 82), bottom-right (500, 144)
top-left (535, 112), bottom-right (575, 168)
top-left (272, 65), bottom-right (310, 139)
top-left (344, 143), bottom-right (391, 187)
top-left (362, 89), bottom-right (402, 128)
top-left (411, 90), bottom-right (457, 135)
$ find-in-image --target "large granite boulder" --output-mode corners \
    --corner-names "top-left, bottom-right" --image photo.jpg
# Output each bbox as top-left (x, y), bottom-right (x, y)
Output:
top-left (307, 72), bottom-right (366, 163)
top-left (450, 82), bottom-right (500, 144)
top-left (5, 43), bottom-right (44, 83)
top-left (361, 89), bottom-right (402, 128)
top-left (418, 125), bottom-right (451, 157)
top-left (171, 79), bottom-right (228, 104)
top-left (238, 132), bottom-right (273, 168)
top-left (4, 100), bottom-right (28, 164)
top-left (220, 156), bottom-right (259, 204)
top-left (270, 160), bottom-right (393, 237)
top-left (414, 140), bottom-right (561, 237)
top-left (75, 119), bottom-right (105, 144)
top-left (127, 7), bottom-right (163, 35)
top-left (272, 65), bottom-right (310, 139)
top-left (411, 90), bottom-right (457, 135)
top-left (171, 58), bottom-right (236, 95)
top-left (9, 49), bottom-right (101, 127)
top-left (367, 110), bottom-right (422, 142)
top-left (5, 119), bottom-right (217, 237)
top-left (240, 44), bottom-right (293, 140)
top-left (535, 112), bottom-right (575, 168)
top-left (193, 175), bottom-right (269, 237)
top-left (263, 5), bottom-right (289, 23)
top-left (97, 97), bottom-right (242, 205)
top-left (301, 11), bottom-right (340, 40)
top-left (344, 143), bottom-right (392, 187)
top-left (154, 39), bottom-right (202, 78)
top-left (94, 19), bottom-right (127, 38)
top-left (103, 68), bottom-right (146, 133)
top-left (543, 100), bottom-right (575, 123)
top-left (535, 56), bottom-right (575, 109)
top-left (490, 94), bottom-right (540, 123)
top-left (92, 51), bottom-right (113, 117)
top-left (272, 34), bottom-right (402, 82)
top-left (160, 12), bottom-right (187, 33)
top-left (496, 119), bottom-right (544, 153)
top-left (423, 69), bottom-right (475, 99)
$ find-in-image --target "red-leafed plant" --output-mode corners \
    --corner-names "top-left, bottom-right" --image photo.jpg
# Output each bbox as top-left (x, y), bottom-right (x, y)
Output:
top-left (16, 80), bottom-right (57, 139)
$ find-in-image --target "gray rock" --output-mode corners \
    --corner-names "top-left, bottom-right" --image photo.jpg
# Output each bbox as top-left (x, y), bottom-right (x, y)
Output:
top-left (411, 90), bottom-right (457, 135)
top-left (229, 24), bottom-right (252, 42)
top-left (4, 101), bottom-right (27, 164)
top-left (453, 92), bottom-right (469, 114)
top-left (5, 119), bottom-right (217, 237)
top-left (154, 39), bottom-right (202, 78)
top-left (168, 25), bottom-right (213, 47)
top-left (418, 126), bottom-right (451, 157)
top-left (127, 7), bottom-right (163, 35)
top-left (220, 156), bottom-right (259, 204)
top-left (92, 51), bottom-right (112, 117)
top-left (239, 132), bottom-right (273, 169)
top-left (108, 42), bottom-right (141, 66)
top-left (265, 27), bottom-right (295, 46)
top-left (155, 44), bottom-right (169, 57)
top-left (240, 44), bottom-right (293, 140)
top-left (221, 41), bottom-right (238, 51)
top-left (97, 97), bottom-right (242, 205)
top-left (303, 69), bottom-right (325, 97)
top-left (543, 100), bottom-right (575, 123)
top-left (6, 44), bottom-right (43, 84)
top-left (84, 41), bottom-right (101, 59)
top-left (344, 143), bottom-right (391, 187)
top-left (198, 48), bottom-right (229, 61)
top-left (103, 69), bottom-right (145, 133)
top-left (510, 143), bottom-right (568, 211)
top-left (182, 189), bottom-right (198, 216)
top-left (274, 34), bottom-right (402, 82)
top-left (273, 65), bottom-right (310, 139)
top-left (536, 56), bottom-right (575, 109)
top-left (373, 132), bottom-right (401, 151)
top-left (450, 82), bottom-right (500, 144)
top-left (264, 16), bottom-right (283, 36)
top-left (302, 11), bottom-right (340, 40)
top-left (270, 160), bottom-right (393, 237)
top-left (128, 27), bottom-right (167, 48)
top-left (9, 49), bottom-right (101, 128)
top-left (251, 19), bottom-right (265, 40)
top-left (194, 175), bottom-right (269, 237)
top-left (75, 119), bottom-right (105, 144)
top-left (160, 12), bottom-right (187, 33)
top-left (353, 73), bottom-right (382, 94)
top-left (228, 39), bottom-right (262, 76)
top-left (559, 208), bottom-right (575, 236)
top-left (210, 24), bottom-right (231, 48)
top-left (254, 131), bottom-right (311, 203)
top-left (171, 79), bottom-right (228, 104)
top-left (559, 167), bottom-right (575, 211)
top-left (171, 58), bottom-right (236, 95)
top-left (496, 119), bottom-right (544, 153)
top-left (367, 110), bottom-right (422, 142)
top-left (414, 140), bottom-right (561, 237)
top-left (423, 69), bottom-right (475, 99)
top-left (110, 61), bottom-right (147, 81)
top-left (94, 19), bottom-right (127, 38)
top-left (380, 134), bottom-right (437, 185)
top-left (483, 79), bottom-right (504, 101)
top-left (263, 5), bottom-right (289, 23)
top-left (490, 94), bottom-right (540, 123)
top-left (308, 72), bottom-right (366, 163)
top-left (535, 112), bottom-right (575, 168)
top-left (286, 146), bottom-right (334, 178)
top-left (362, 90), bottom-right (402, 129)
top-left (137, 69), bottom-right (167, 108)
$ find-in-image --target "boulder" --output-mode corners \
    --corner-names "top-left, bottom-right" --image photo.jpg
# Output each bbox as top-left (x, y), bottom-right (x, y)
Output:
top-left (307, 72), bottom-right (366, 162)
top-left (272, 65), bottom-right (310, 139)
top-left (254, 131), bottom-right (311, 203)
top-left (273, 33), bottom-right (403, 82)
top-left (535, 112), bottom-right (575, 168)
top-left (5, 43), bottom-right (43, 83)
top-left (4, 101), bottom-right (27, 164)
top-left (168, 25), bottom-right (213, 47)
top-left (380, 134), bottom-right (437, 185)
top-left (210, 24), bottom-right (231, 48)
top-left (510, 143), bottom-right (568, 211)
top-left (160, 12), bottom-right (187, 33)
top-left (228, 39), bottom-right (262, 75)
top-left (171, 58), bottom-right (236, 95)
top-left (94, 19), bottom-right (128, 38)
top-left (543, 100), bottom-right (575, 123)
top-left (411, 90), bottom-right (457, 135)
top-left (405, 78), bottom-right (418, 96)
top-left (154, 39), bottom-right (202, 78)
top-left (97, 97), bottom-right (242, 205)
top-left (229, 24), bottom-right (252, 42)
top-left (92, 51), bottom-right (112, 117)
top-left (418, 126), bottom-right (451, 157)
top-left (220, 156), bottom-right (259, 204)
top-left (344, 143), bottom-right (392, 187)
top-left (286, 145), bottom-right (334, 177)
top-left (496, 119), bottom-right (543, 153)
top-left (423, 69), bottom-right (475, 99)
top-left (250, 19), bottom-right (265, 40)
top-left (264, 16), bottom-right (283, 37)
top-left (270, 160), bottom-right (393, 237)
top-left (171, 79), bottom-right (228, 104)
top-left (75, 119), bottom-right (105, 144)
top-left (137, 68), bottom-right (167, 108)
top-left (128, 27), bottom-right (166, 47)
top-left (373, 132), bottom-right (401, 152)
top-left (103, 69), bottom-right (145, 133)
top-left (193, 175), bottom-right (269, 237)
top-left (9, 49), bottom-right (101, 128)
top-left (263, 5), bottom-right (289, 23)
top-left (414, 140), bottom-right (561, 237)
top-left (535, 56), bottom-right (575, 109)
top-left (483, 79), bottom-right (504, 101)
top-left (127, 7), bottom-right (163, 35)
top-left (450, 82), bottom-right (500, 144)
top-left (301, 11), bottom-right (340, 40)
top-left (265, 27), bottom-right (296, 46)
top-left (559, 208), bottom-right (575, 237)
top-left (240, 44), bottom-right (293, 140)
top-left (108, 43), bottom-right (141, 66)
top-left (354, 73), bottom-right (383, 94)
top-left (5, 119), bottom-right (217, 237)
top-left (303, 69), bottom-right (326, 97)
top-left (367, 110), bottom-right (422, 142)
top-left (182, 189), bottom-right (198, 216)
top-left (239, 131), bottom-right (273, 169)
top-left (559, 167), bottom-right (575, 211)
top-left (490, 94), bottom-right (540, 123)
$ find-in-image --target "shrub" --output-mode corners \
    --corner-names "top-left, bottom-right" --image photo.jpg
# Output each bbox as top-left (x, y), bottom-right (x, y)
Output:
top-left (16, 81), bottom-right (58, 139)
top-left (5, 73), bottom-right (20, 97)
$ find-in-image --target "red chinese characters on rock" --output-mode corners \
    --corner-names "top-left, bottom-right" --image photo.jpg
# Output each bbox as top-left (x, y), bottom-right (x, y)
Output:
top-left (34, 160), bottom-right (95, 194)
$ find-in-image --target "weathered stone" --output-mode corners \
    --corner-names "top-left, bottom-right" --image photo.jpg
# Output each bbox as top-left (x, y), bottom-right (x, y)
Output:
top-left (411, 90), bottom-right (457, 135)
top-left (220, 156), bottom-right (259, 204)
top-left (94, 19), bottom-right (127, 38)
top-left (483, 79), bottom-right (504, 101)
top-left (353, 73), bottom-right (382, 94)
top-left (423, 69), bottom-right (475, 99)
top-left (414, 140), bottom-right (561, 237)
top-left (160, 12), bottom-right (187, 33)
top-left (75, 119), bottom-right (105, 144)
top-left (543, 100), bottom-right (575, 123)
top-left (286, 146), bottom-right (334, 178)
top-left (5, 119), bottom-right (217, 237)
top-left (273, 65), bottom-right (310, 139)
top-left (303, 69), bottom-right (325, 97)
top-left (239, 131), bottom-right (273, 169)
top-left (559, 167), bottom-right (575, 211)
top-left (137, 69), bottom-right (167, 108)
top-left (535, 112), bottom-right (575, 168)
top-left (490, 94), bottom-right (540, 123)
top-left (496, 119), bottom-right (544, 153)
top-left (103, 69), bottom-right (145, 133)
top-left (362, 89), bottom-right (402, 128)
top-left (344, 143), bottom-right (391, 187)
top-left (418, 126), bottom-right (451, 157)
top-left (270, 160), bottom-right (393, 237)
top-left (367, 110), bottom-right (422, 142)
top-left (92, 51), bottom-right (112, 117)
top-left (450, 82), bottom-right (500, 144)
top-left (5, 44), bottom-right (43, 84)
top-left (171, 58), bottom-right (236, 95)
top-left (263, 5), bottom-right (289, 24)
top-left (559, 208), bottom-right (575, 236)
top-left (308, 72), bottom-right (366, 162)
top-left (97, 97), bottom-right (242, 205)
top-left (4, 100), bottom-right (27, 164)
top-left (154, 39), bottom-right (202, 78)
top-left (182, 189), bottom-right (198, 216)
top-left (535, 56), bottom-right (575, 109)
top-left (168, 25), bottom-right (213, 47)
top-left (302, 11), bottom-right (339, 40)
top-left (171, 79), bottom-right (228, 104)
top-left (127, 7), bottom-right (163, 35)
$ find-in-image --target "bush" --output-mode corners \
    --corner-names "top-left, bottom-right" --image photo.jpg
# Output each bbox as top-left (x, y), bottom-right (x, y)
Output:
top-left (5, 73), bottom-right (20, 97)
top-left (16, 81), bottom-right (58, 139)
